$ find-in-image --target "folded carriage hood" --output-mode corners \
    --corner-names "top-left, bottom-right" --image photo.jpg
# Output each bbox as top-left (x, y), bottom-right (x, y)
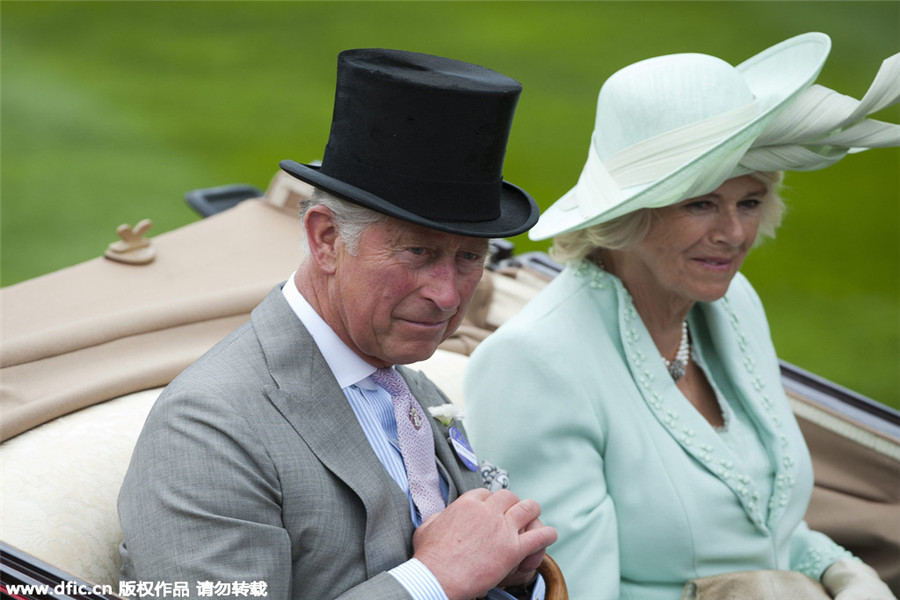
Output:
top-left (0, 173), bottom-right (309, 441)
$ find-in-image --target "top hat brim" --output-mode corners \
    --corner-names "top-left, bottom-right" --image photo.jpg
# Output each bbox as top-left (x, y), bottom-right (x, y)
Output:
top-left (281, 160), bottom-right (539, 239)
top-left (529, 32), bottom-right (832, 241)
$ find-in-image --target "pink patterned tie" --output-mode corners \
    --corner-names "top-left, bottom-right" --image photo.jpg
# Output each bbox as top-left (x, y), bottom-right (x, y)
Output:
top-left (370, 367), bottom-right (445, 520)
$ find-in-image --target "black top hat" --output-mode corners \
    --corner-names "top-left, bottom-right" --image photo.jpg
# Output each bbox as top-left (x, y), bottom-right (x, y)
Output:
top-left (280, 48), bottom-right (539, 238)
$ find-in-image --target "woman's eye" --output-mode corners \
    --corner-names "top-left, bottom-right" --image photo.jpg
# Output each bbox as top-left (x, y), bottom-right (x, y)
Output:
top-left (684, 201), bottom-right (712, 211)
top-left (740, 198), bottom-right (762, 209)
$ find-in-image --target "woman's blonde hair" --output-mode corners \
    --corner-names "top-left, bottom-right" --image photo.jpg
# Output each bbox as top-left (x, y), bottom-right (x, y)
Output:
top-left (550, 171), bottom-right (785, 263)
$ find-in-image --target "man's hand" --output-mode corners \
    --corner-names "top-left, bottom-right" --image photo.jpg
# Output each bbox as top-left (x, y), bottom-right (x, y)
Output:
top-left (497, 517), bottom-right (549, 589)
top-left (411, 488), bottom-right (558, 600)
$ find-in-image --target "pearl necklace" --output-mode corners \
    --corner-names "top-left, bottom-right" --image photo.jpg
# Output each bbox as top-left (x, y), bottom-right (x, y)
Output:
top-left (662, 321), bottom-right (690, 381)
top-left (590, 256), bottom-right (690, 381)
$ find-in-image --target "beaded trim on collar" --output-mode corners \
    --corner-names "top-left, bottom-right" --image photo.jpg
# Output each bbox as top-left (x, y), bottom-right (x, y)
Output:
top-left (572, 261), bottom-right (789, 522)
top-left (571, 259), bottom-right (851, 577)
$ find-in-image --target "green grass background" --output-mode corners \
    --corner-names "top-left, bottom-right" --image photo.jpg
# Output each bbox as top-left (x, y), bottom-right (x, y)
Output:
top-left (2, 1), bottom-right (898, 408)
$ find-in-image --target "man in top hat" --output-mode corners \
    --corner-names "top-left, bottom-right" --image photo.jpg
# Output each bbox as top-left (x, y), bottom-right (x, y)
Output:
top-left (118, 48), bottom-right (556, 600)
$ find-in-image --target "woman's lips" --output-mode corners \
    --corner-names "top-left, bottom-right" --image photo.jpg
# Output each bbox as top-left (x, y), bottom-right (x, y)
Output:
top-left (695, 257), bottom-right (734, 272)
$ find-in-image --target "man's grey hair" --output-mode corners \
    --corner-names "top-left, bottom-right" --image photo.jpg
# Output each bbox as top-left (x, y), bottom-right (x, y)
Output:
top-left (299, 189), bottom-right (387, 255)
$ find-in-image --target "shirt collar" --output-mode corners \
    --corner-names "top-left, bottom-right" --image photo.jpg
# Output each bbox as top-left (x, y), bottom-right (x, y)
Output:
top-left (281, 274), bottom-right (379, 390)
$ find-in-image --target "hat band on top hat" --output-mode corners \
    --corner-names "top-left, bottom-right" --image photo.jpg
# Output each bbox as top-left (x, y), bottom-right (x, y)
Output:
top-left (323, 157), bottom-right (503, 222)
top-left (567, 100), bottom-right (760, 219)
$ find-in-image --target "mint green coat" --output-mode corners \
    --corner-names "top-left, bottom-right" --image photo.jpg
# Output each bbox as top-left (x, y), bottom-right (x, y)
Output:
top-left (465, 261), bottom-right (849, 600)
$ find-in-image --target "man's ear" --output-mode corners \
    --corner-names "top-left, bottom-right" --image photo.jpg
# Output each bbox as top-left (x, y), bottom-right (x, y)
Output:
top-left (304, 205), bottom-right (340, 275)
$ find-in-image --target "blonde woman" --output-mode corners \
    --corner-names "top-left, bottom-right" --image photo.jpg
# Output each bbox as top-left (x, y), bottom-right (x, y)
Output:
top-left (465, 33), bottom-right (899, 600)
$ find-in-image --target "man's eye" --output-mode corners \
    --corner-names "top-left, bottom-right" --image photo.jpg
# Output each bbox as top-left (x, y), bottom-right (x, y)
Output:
top-left (408, 247), bottom-right (427, 256)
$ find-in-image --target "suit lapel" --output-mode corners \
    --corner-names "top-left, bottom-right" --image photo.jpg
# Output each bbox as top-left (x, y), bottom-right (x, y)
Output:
top-left (695, 295), bottom-right (801, 530)
top-left (250, 289), bottom-right (414, 574)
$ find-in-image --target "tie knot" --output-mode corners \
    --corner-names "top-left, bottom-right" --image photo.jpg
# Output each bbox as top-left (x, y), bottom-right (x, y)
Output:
top-left (370, 367), bottom-right (406, 396)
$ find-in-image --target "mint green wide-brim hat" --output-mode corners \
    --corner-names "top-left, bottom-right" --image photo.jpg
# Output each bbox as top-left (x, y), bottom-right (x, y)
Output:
top-left (531, 32), bottom-right (900, 241)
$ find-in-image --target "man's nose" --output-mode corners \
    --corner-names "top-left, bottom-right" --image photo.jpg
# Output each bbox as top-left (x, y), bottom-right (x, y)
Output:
top-left (421, 259), bottom-right (462, 312)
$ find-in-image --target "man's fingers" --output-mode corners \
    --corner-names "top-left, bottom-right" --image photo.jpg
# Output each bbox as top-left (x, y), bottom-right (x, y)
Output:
top-left (519, 523), bottom-right (558, 555)
top-left (459, 487), bottom-right (493, 503)
top-left (503, 497), bottom-right (542, 529)
top-left (482, 488), bottom-right (518, 507)
top-left (517, 549), bottom-right (546, 573)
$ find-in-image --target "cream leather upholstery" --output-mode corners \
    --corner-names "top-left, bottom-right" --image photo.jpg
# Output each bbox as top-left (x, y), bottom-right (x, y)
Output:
top-left (0, 350), bottom-right (468, 589)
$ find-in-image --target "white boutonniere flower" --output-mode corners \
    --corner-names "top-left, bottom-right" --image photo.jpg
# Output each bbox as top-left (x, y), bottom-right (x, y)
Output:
top-left (428, 403), bottom-right (464, 427)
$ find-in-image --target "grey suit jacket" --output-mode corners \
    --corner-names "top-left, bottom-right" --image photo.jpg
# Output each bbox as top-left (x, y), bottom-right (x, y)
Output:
top-left (118, 286), bottom-right (483, 600)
